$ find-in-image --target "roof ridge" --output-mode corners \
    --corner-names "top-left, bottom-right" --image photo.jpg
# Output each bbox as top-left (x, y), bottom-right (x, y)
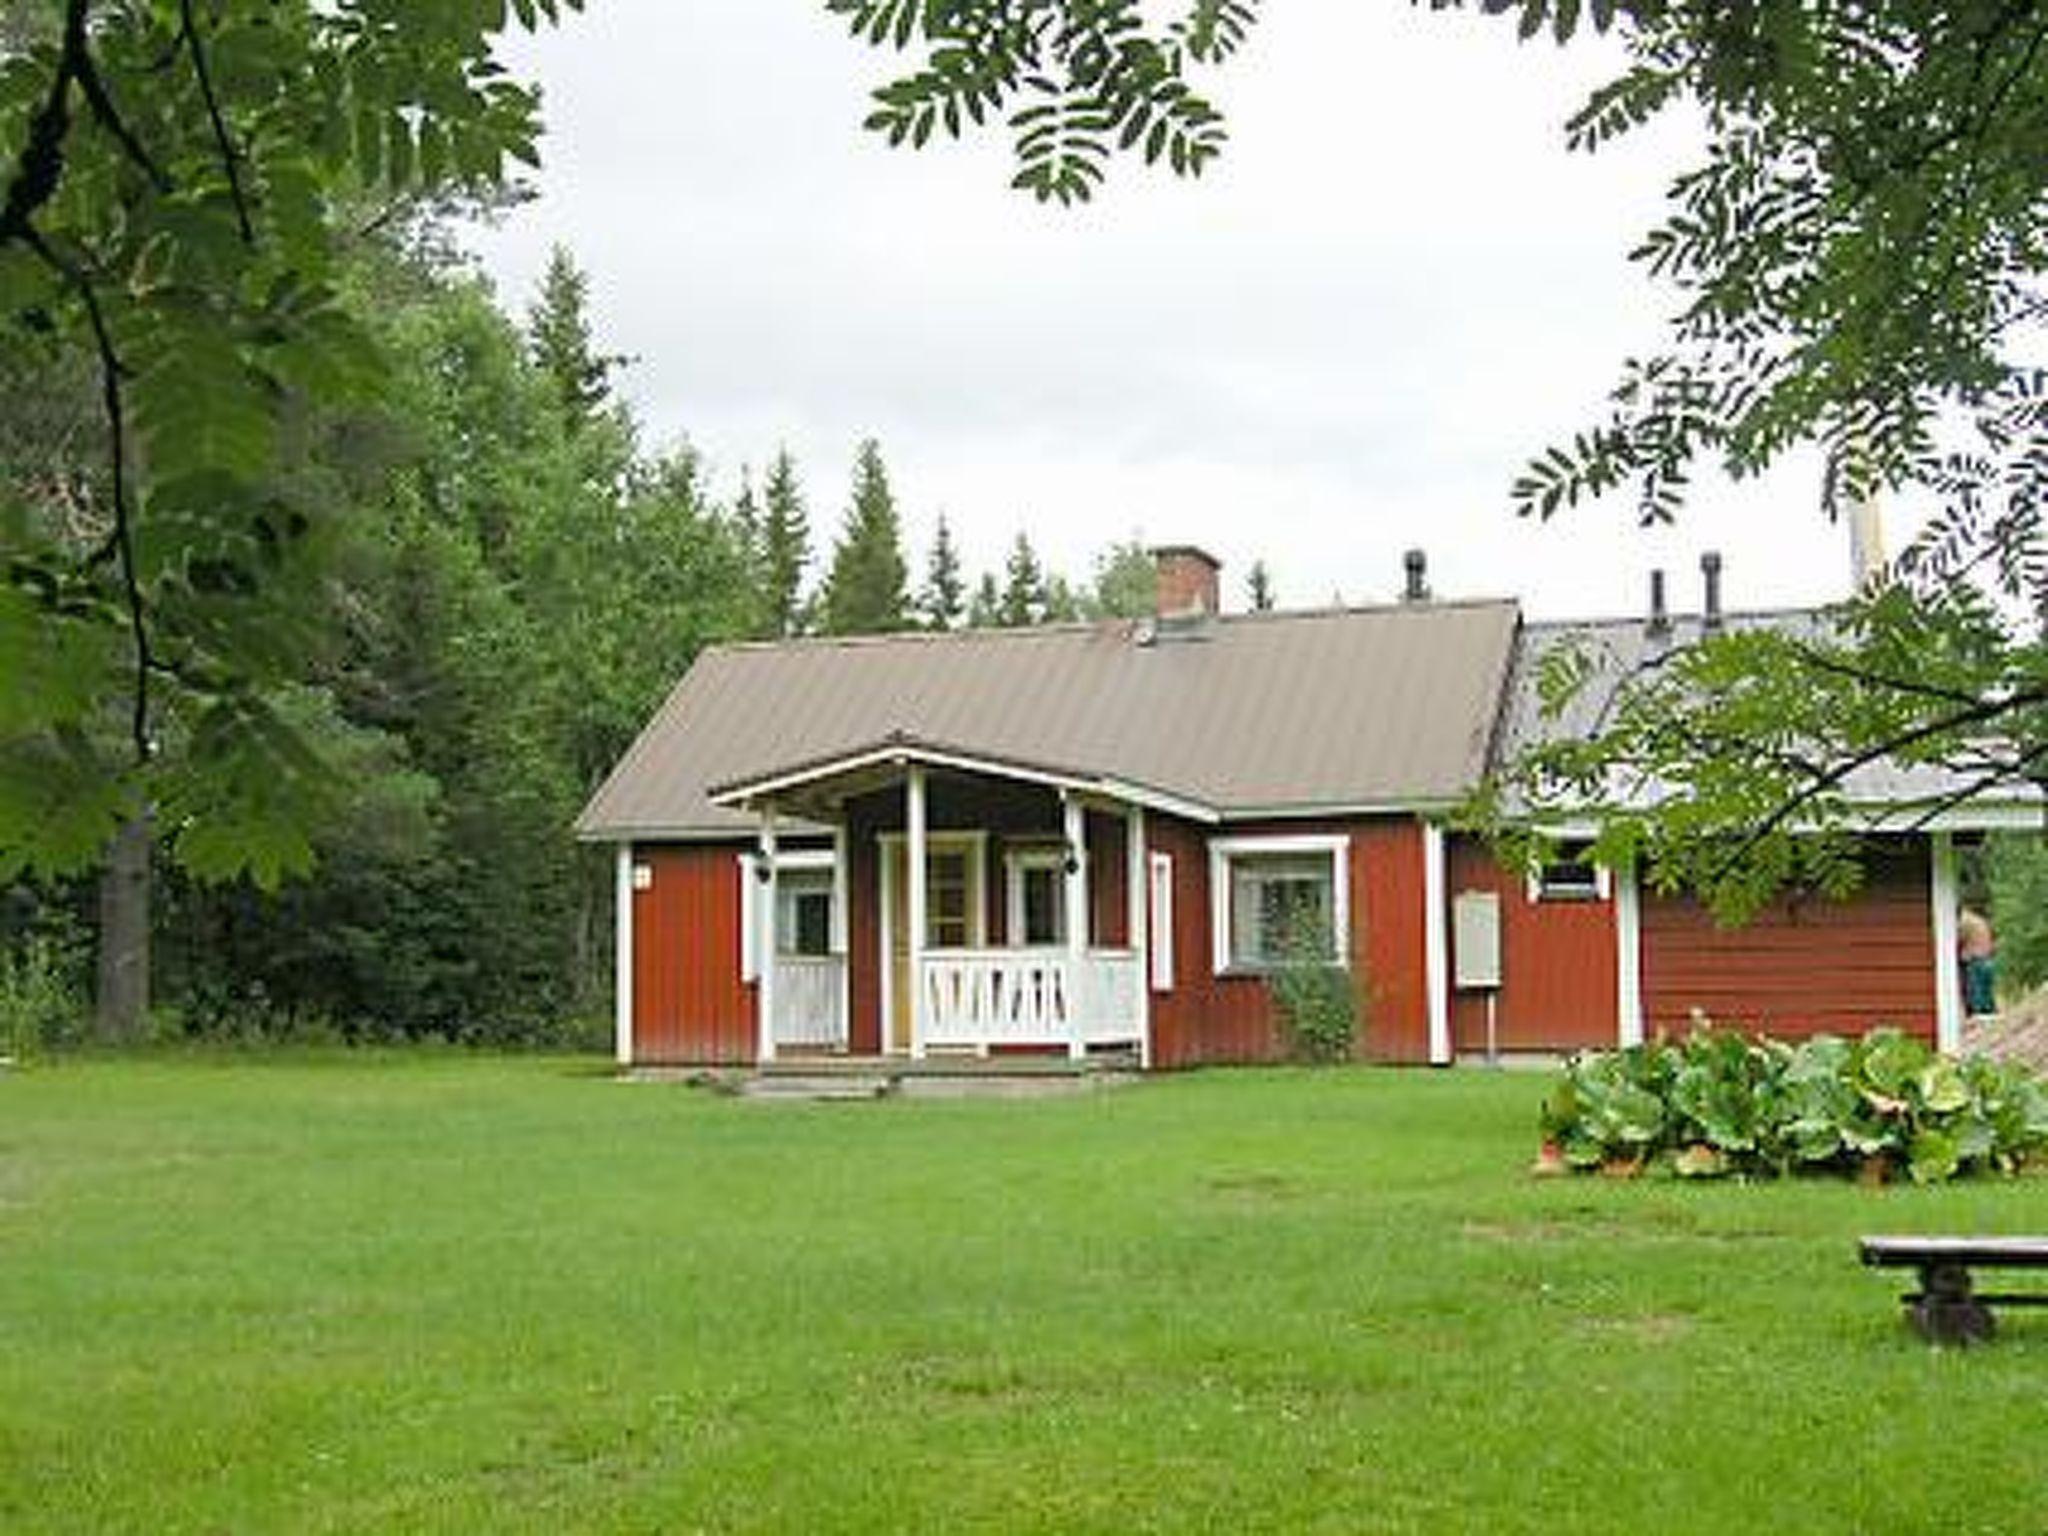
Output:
top-left (692, 597), bottom-right (1524, 662)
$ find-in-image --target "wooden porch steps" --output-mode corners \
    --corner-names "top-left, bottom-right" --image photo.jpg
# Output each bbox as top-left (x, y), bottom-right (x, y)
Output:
top-left (705, 1050), bottom-right (1141, 1102)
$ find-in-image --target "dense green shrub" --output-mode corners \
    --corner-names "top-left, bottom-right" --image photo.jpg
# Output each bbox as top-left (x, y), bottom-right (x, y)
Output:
top-left (0, 935), bottom-right (88, 1058)
top-left (1538, 1027), bottom-right (2048, 1183)
top-left (1267, 921), bottom-right (1361, 1062)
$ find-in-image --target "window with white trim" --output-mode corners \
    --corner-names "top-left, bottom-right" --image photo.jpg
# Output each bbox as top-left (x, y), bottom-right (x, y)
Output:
top-left (1148, 851), bottom-right (1175, 991)
top-left (776, 869), bottom-right (834, 956)
top-left (1528, 841), bottom-right (1610, 903)
top-left (1209, 835), bottom-right (1349, 974)
top-left (739, 850), bottom-right (837, 980)
top-left (1004, 847), bottom-right (1067, 947)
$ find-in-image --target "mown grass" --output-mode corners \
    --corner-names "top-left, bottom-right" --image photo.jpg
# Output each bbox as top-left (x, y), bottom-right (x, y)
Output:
top-left (3, 1055), bottom-right (2045, 1533)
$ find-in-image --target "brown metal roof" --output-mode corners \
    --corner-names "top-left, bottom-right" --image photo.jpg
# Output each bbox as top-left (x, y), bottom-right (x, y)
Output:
top-left (576, 600), bottom-right (1520, 839)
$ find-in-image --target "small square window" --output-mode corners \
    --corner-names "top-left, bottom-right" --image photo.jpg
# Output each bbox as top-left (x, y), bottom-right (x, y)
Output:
top-left (1532, 843), bottom-right (1607, 902)
top-left (776, 870), bottom-right (834, 955)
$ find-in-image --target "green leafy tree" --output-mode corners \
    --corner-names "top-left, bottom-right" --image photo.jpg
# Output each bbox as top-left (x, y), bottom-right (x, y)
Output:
top-left (920, 513), bottom-right (966, 630)
top-left (0, 0), bottom-right (575, 890)
top-left (819, 439), bottom-right (911, 635)
top-left (1988, 834), bottom-right (2048, 1001)
top-left (1088, 538), bottom-right (1156, 619)
top-left (759, 448), bottom-right (811, 637)
top-left (828, 0), bottom-right (1250, 204)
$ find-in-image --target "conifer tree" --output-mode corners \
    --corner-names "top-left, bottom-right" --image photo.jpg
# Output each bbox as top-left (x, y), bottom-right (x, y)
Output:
top-left (525, 246), bottom-right (627, 432)
top-left (1247, 560), bottom-right (1276, 612)
top-left (1041, 575), bottom-right (1081, 623)
top-left (920, 515), bottom-right (966, 630)
top-left (819, 439), bottom-right (911, 635)
top-left (967, 573), bottom-right (1003, 629)
top-left (760, 449), bottom-right (811, 637)
top-left (998, 532), bottom-right (1048, 627)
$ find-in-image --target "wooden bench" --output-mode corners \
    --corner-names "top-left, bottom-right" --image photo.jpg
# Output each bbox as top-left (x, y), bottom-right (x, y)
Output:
top-left (1860, 1236), bottom-right (2048, 1343)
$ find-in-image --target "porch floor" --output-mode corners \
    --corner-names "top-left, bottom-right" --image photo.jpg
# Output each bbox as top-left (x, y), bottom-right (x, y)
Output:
top-left (635, 1049), bottom-right (1141, 1101)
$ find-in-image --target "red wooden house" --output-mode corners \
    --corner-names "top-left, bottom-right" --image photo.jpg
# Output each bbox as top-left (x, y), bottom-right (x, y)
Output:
top-left (577, 547), bottom-right (2030, 1070)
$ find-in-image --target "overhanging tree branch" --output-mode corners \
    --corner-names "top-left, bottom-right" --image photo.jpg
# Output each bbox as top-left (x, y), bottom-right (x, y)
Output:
top-left (178, 0), bottom-right (253, 245)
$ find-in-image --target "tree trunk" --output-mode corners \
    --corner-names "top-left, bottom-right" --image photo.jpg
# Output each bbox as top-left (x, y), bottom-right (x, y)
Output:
top-left (94, 810), bottom-right (152, 1041)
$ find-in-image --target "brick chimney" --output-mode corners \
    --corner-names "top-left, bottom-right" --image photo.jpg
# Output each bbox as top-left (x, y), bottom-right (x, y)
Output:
top-left (1151, 545), bottom-right (1222, 618)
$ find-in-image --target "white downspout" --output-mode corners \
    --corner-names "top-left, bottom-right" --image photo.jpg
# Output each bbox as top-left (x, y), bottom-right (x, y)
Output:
top-left (757, 807), bottom-right (778, 1065)
top-left (1615, 854), bottom-right (1645, 1047)
top-left (1931, 831), bottom-right (1962, 1054)
top-left (1126, 805), bottom-right (1149, 1068)
top-left (614, 842), bottom-right (634, 1068)
top-left (1064, 792), bottom-right (1088, 1060)
top-left (1423, 822), bottom-right (1450, 1065)
top-left (907, 767), bottom-right (928, 1060)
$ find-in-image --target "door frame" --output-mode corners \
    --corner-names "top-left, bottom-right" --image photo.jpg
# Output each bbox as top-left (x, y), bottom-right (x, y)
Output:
top-left (877, 831), bottom-right (989, 1052)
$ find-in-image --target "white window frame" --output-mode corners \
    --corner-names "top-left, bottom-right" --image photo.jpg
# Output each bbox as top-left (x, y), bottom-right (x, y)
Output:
top-left (1004, 845), bottom-right (1068, 948)
top-left (1209, 834), bottom-right (1349, 976)
top-left (776, 867), bottom-right (835, 958)
top-left (739, 848), bottom-right (836, 982)
top-left (1526, 841), bottom-right (1611, 904)
top-left (1148, 850), bottom-right (1175, 992)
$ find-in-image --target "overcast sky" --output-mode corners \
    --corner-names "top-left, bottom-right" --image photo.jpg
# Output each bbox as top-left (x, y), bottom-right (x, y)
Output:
top-left (466, 1), bottom-right (1881, 621)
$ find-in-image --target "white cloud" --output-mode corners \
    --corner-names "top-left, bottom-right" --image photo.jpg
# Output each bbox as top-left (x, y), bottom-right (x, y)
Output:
top-left (469, 1), bottom-right (1886, 618)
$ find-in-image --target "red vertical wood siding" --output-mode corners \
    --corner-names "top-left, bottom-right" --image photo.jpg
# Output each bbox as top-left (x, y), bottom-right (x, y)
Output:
top-left (1445, 837), bottom-right (1619, 1053)
top-left (1146, 816), bottom-right (1429, 1068)
top-left (1089, 810), bottom-right (1129, 948)
top-left (631, 843), bottom-right (753, 1064)
top-left (1640, 840), bottom-right (1936, 1042)
top-left (1356, 821), bottom-right (1431, 1064)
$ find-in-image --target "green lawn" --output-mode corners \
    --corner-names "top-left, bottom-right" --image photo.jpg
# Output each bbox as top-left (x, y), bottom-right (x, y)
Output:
top-left (3, 1057), bottom-right (2045, 1533)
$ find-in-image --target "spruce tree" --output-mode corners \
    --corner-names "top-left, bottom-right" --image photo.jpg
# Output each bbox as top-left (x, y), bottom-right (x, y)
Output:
top-left (998, 532), bottom-right (1047, 627)
top-left (920, 514), bottom-right (966, 630)
top-left (1041, 574), bottom-right (1081, 623)
top-left (525, 245), bottom-right (626, 431)
top-left (967, 572), bottom-right (1002, 629)
top-left (819, 439), bottom-right (911, 635)
top-left (1247, 560), bottom-right (1276, 612)
top-left (760, 448), bottom-right (811, 636)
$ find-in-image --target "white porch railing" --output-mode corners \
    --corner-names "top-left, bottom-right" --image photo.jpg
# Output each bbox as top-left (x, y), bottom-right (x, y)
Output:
top-left (920, 948), bottom-right (1142, 1052)
top-left (771, 955), bottom-right (847, 1049)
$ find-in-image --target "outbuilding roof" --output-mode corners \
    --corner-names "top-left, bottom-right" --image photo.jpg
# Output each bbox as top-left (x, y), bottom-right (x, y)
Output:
top-left (576, 599), bottom-right (1521, 839)
top-left (1499, 607), bottom-right (2041, 826)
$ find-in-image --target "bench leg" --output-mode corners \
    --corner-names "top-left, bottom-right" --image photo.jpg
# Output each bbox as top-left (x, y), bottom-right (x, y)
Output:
top-left (1908, 1263), bottom-right (1996, 1345)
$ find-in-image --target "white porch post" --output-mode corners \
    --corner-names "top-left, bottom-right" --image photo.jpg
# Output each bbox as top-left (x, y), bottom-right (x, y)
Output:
top-left (757, 807), bottom-right (778, 1064)
top-left (832, 824), bottom-right (850, 1050)
top-left (1931, 831), bottom-right (1962, 1054)
top-left (1127, 805), bottom-right (1150, 1068)
top-left (1615, 854), bottom-right (1645, 1047)
top-left (1064, 792), bottom-right (1088, 1059)
top-left (614, 843), bottom-right (634, 1068)
top-left (907, 766), bottom-right (928, 1060)
top-left (1423, 822), bottom-right (1451, 1066)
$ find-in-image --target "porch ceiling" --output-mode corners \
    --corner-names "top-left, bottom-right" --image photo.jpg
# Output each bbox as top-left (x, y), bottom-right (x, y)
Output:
top-left (707, 732), bottom-right (1219, 824)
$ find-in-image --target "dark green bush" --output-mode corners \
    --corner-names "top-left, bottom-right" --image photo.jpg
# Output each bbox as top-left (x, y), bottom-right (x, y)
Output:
top-left (1267, 920), bottom-right (1360, 1063)
top-left (1538, 1027), bottom-right (2048, 1183)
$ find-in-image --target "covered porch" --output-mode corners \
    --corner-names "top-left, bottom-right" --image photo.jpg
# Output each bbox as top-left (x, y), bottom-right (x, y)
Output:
top-left (713, 735), bottom-right (1202, 1066)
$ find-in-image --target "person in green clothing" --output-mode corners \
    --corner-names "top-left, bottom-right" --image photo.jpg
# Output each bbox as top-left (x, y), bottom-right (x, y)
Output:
top-left (1958, 905), bottom-right (1998, 1017)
